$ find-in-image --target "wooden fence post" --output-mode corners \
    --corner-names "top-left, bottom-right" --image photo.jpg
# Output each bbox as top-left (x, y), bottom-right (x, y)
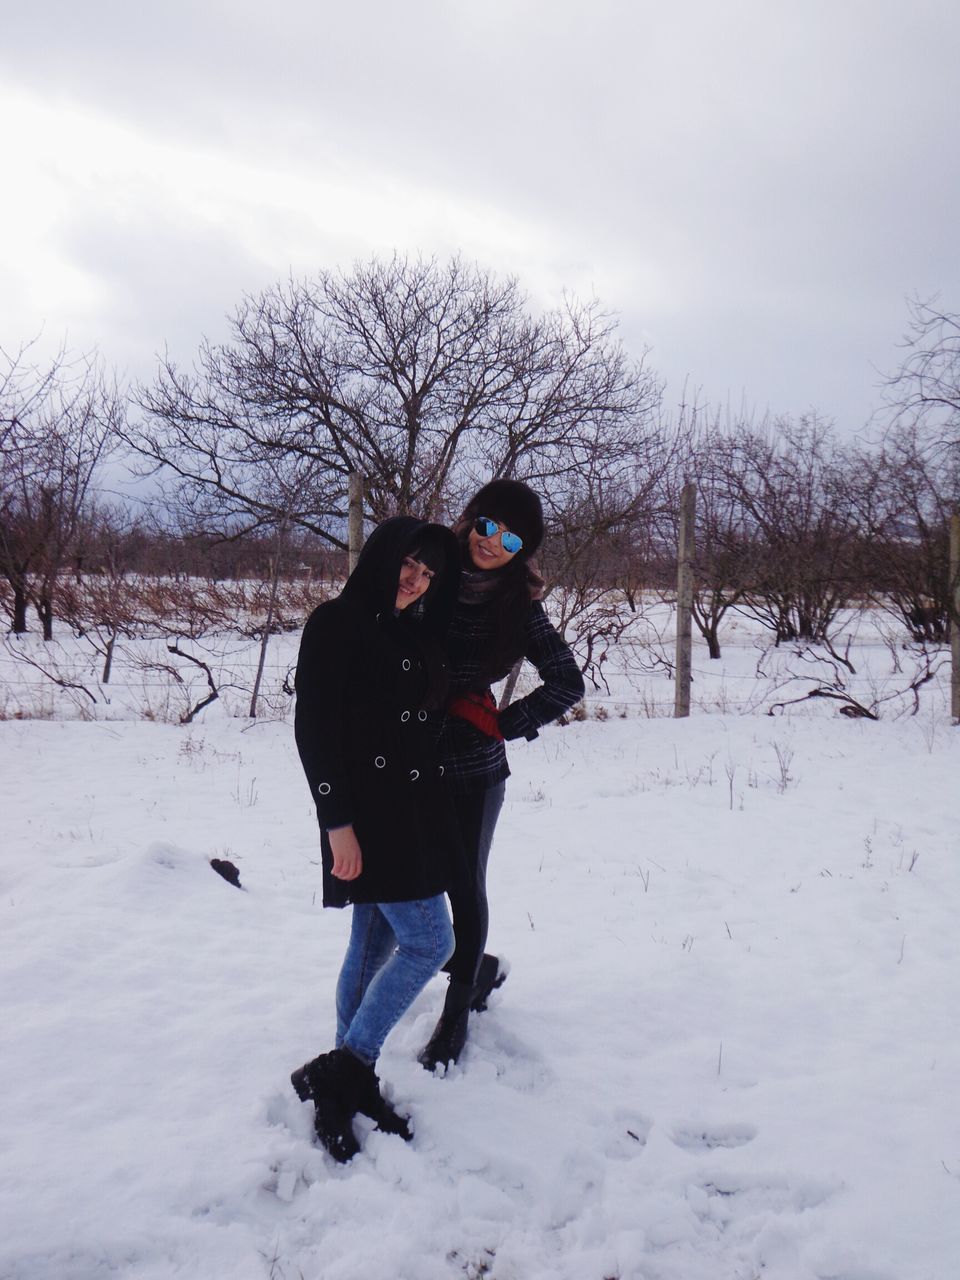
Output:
top-left (675, 482), bottom-right (696, 718)
top-left (348, 472), bottom-right (364, 575)
top-left (951, 512), bottom-right (960, 723)
top-left (248, 516), bottom-right (289, 719)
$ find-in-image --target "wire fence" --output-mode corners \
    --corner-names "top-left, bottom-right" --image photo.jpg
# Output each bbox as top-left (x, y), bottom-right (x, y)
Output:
top-left (0, 604), bottom-right (953, 725)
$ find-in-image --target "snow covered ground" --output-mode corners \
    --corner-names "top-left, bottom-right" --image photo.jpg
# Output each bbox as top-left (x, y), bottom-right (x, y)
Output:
top-left (1, 618), bottom-right (959, 1279)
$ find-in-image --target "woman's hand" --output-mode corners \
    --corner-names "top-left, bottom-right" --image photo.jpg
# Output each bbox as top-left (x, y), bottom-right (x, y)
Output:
top-left (329, 824), bottom-right (363, 880)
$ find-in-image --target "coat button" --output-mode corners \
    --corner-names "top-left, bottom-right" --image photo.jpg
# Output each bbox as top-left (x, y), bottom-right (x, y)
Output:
top-left (409, 769), bottom-right (420, 781)
top-left (375, 756), bottom-right (386, 768)
top-left (318, 782), bottom-right (331, 795)
top-left (402, 659), bottom-right (411, 671)
top-left (418, 710), bottom-right (428, 721)
top-left (438, 765), bottom-right (445, 777)
top-left (401, 710), bottom-right (411, 722)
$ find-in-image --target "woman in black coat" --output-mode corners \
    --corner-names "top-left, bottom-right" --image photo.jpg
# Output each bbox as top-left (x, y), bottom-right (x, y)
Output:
top-left (418, 480), bottom-right (585, 1071)
top-left (291, 515), bottom-right (462, 1162)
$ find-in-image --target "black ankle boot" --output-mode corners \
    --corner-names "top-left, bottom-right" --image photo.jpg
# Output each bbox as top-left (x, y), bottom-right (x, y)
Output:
top-left (351, 1060), bottom-right (413, 1142)
top-left (418, 980), bottom-right (473, 1071)
top-left (290, 1048), bottom-right (363, 1163)
top-left (292, 1048), bottom-right (413, 1146)
top-left (470, 953), bottom-right (508, 1012)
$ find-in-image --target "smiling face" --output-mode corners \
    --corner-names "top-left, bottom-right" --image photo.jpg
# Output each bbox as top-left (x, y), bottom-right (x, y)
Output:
top-left (467, 518), bottom-right (520, 572)
top-left (395, 555), bottom-right (435, 609)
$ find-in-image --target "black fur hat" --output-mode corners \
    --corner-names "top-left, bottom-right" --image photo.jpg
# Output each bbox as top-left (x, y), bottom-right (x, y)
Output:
top-left (465, 479), bottom-right (544, 556)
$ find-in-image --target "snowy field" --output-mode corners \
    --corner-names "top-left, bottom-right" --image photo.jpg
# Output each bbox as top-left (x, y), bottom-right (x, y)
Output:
top-left (1, 612), bottom-right (958, 1280)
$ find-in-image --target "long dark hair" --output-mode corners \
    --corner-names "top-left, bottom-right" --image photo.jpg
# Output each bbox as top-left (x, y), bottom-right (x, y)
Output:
top-left (453, 516), bottom-right (544, 682)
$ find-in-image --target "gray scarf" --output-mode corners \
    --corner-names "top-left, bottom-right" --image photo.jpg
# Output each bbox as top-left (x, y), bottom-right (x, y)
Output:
top-left (458, 568), bottom-right (504, 606)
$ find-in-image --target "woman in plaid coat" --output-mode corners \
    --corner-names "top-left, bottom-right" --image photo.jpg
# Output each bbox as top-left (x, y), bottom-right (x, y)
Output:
top-left (419, 480), bottom-right (585, 1071)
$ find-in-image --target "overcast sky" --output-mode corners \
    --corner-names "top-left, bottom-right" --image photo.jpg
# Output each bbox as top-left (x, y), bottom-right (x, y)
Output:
top-left (2, 0), bottom-right (958, 439)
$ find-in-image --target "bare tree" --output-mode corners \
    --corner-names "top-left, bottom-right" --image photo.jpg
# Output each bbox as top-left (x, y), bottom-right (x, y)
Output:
top-left (875, 296), bottom-right (960, 643)
top-left (127, 254), bottom-right (663, 549)
top-left (658, 411), bottom-right (753, 659)
top-left (847, 421), bottom-right (959, 641)
top-left (1, 343), bottom-right (59, 633)
top-left (719, 415), bottom-right (858, 645)
top-left (0, 344), bottom-right (122, 638)
top-left (884, 298), bottom-right (960, 454)
top-left (57, 503), bottom-right (147, 682)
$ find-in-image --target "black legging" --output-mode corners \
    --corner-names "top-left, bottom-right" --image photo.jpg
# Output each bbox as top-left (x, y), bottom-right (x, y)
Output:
top-left (444, 780), bottom-right (506, 985)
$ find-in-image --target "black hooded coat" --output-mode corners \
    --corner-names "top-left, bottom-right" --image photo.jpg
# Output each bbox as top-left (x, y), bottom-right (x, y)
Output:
top-left (294, 517), bottom-right (462, 908)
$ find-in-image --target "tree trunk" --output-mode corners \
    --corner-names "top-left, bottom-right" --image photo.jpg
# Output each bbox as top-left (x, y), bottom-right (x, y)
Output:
top-left (38, 596), bottom-right (54, 641)
top-left (12, 584), bottom-right (28, 634)
top-left (951, 513), bottom-right (959, 723)
top-left (674, 483), bottom-right (695, 717)
top-left (348, 472), bottom-right (364, 574)
top-left (498, 658), bottom-right (523, 710)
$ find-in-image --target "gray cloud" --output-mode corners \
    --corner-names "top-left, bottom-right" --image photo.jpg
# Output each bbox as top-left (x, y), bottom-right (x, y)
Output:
top-left (2, 0), bottom-right (959, 434)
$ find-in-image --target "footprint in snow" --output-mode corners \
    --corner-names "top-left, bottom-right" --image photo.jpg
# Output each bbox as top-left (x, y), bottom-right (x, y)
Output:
top-left (468, 1021), bottom-right (556, 1092)
top-left (813, 1267), bottom-right (898, 1280)
top-left (679, 1174), bottom-right (844, 1272)
top-left (672, 1122), bottom-right (757, 1152)
top-left (692, 1173), bottom-right (835, 1217)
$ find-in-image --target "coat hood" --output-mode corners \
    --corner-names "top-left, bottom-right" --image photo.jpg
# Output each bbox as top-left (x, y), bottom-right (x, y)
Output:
top-left (341, 515), bottom-right (461, 636)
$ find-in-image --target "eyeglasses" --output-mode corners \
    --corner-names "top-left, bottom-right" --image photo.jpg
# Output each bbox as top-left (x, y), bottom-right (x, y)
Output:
top-left (473, 516), bottom-right (523, 554)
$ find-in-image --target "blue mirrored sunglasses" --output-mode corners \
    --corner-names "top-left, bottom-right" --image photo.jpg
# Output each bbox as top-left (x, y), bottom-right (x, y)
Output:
top-left (473, 516), bottom-right (523, 554)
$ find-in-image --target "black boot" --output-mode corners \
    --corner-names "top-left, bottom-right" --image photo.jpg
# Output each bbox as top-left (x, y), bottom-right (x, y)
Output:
top-left (290, 1048), bottom-right (362, 1163)
top-left (418, 980), bottom-right (473, 1071)
top-left (470, 953), bottom-right (508, 1012)
top-left (350, 1060), bottom-right (413, 1142)
top-left (291, 1048), bottom-right (412, 1150)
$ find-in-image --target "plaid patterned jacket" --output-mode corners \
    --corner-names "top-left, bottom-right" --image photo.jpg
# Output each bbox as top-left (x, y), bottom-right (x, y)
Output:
top-left (438, 599), bottom-right (584, 793)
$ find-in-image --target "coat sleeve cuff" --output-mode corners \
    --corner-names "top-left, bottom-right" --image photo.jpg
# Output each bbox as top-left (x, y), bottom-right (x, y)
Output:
top-left (313, 781), bottom-right (353, 829)
top-left (498, 703), bottom-right (539, 742)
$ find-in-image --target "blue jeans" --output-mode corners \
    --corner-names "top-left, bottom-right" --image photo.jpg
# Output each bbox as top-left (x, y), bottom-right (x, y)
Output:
top-left (335, 895), bottom-right (454, 1065)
